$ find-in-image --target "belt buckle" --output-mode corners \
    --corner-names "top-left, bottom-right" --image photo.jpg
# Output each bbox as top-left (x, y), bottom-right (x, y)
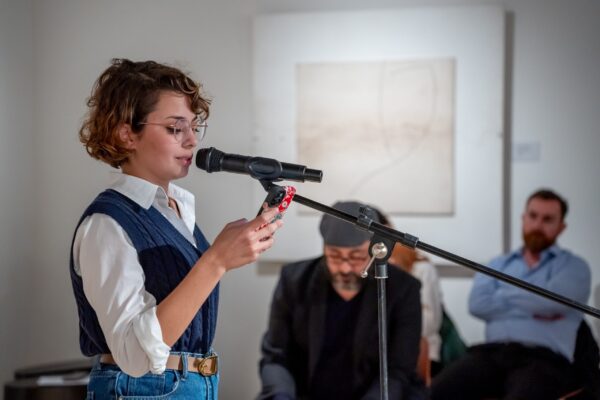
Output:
top-left (195, 355), bottom-right (218, 376)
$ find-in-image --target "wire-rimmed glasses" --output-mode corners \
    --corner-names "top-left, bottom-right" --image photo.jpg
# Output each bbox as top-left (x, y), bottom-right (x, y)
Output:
top-left (138, 118), bottom-right (207, 143)
top-left (324, 253), bottom-right (370, 268)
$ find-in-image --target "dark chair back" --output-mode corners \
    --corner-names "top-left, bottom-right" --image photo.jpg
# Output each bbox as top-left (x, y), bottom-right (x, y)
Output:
top-left (439, 306), bottom-right (468, 368)
top-left (573, 320), bottom-right (600, 399)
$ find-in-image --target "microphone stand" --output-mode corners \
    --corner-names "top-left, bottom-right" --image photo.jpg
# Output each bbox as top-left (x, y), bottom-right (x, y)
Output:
top-left (359, 237), bottom-right (396, 400)
top-left (260, 182), bottom-right (600, 400)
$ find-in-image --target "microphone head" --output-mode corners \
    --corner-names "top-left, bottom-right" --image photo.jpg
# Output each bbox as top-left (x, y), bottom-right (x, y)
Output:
top-left (196, 147), bottom-right (224, 172)
top-left (304, 168), bottom-right (323, 183)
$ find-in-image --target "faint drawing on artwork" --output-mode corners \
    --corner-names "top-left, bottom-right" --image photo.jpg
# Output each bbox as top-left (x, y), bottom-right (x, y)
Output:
top-left (297, 59), bottom-right (455, 214)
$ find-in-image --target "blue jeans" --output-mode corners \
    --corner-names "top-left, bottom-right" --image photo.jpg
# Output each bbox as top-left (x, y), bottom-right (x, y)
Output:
top-left (86, 352), bottom-right (219, 399)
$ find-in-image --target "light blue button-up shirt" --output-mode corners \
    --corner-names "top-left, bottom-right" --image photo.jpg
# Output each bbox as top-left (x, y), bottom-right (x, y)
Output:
top-left (468, 245), bottom-right (591, 361)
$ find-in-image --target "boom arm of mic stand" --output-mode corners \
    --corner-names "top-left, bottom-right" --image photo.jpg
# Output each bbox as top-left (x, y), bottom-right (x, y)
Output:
top-left (288, 192), bottom-right (600, 320)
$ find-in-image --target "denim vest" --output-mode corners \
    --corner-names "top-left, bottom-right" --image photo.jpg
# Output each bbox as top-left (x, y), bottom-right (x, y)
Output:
top-left (70, 189), bottom-right (219, 356)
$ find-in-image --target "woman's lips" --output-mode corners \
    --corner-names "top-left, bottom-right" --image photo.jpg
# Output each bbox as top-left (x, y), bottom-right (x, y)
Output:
top-left (177, 156), bottom-right (193, 166)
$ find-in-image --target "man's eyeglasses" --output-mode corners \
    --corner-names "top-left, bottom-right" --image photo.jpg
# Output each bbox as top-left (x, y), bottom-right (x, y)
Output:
top-left (138, 118), bottom-right (207, 143)
top-left (325, 253), bottom-right (369, 268)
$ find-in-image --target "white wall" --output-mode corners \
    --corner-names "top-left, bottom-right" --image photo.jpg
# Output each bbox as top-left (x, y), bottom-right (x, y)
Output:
top-left (0, 0), bottom-right (599, 399)
top-left (0, 0), bottom-right (35, 392)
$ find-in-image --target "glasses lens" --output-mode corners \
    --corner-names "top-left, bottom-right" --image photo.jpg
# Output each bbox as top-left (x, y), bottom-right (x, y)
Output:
top-left (171, 119), bottom-right (207, 142)
top-left (193, 122), bottom-right (207, 142)
top-left (169, 119), bottom-right (185, 142)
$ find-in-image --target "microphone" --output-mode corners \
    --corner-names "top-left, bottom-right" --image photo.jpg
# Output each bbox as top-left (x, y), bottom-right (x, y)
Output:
top-left (196, 147), bottom-right (323, 183)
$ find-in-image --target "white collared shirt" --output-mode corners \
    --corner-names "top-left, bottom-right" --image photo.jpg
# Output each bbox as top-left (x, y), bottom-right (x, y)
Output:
top-left (411, 261), bottom-right (443, 361)
top-left (73, 172), bottom-right (198, 376)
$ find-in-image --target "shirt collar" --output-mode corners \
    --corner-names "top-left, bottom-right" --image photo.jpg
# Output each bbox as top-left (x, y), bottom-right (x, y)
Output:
top-left (510, 243), bottom-right (561, 262)
top-left (108, 172), bottom-right (194, 211)
top-left (168, 181), bottom-right (195, 211)
top-left (544, 244), bottom-right (561, 257)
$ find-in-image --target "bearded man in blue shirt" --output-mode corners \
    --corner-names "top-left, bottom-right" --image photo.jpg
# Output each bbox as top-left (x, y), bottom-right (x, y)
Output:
top-left (431, 189), bottom-right (591, 400)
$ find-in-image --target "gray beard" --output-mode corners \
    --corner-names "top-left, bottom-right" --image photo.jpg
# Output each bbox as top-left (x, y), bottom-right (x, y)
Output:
top-left (321, 257), bottom-right (366, 293)
top-left (329, 273), bottom-right (364, 292)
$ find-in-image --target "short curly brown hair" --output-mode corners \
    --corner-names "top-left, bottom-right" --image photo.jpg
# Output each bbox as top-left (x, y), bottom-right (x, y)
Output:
top-left (79, 58), bottom-right (211, 168)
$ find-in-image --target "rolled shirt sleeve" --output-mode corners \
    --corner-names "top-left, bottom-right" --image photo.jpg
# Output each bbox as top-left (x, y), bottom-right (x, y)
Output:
top-left (73, 214), bottom-right (171, 376)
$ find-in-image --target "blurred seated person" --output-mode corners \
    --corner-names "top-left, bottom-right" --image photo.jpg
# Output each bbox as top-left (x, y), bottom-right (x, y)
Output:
top-left (431, 189), bottom-right (591, 400)
top-left (389, 245), bottom-right (444, 377)
top-left (258, 201), bottom-right (426, 400)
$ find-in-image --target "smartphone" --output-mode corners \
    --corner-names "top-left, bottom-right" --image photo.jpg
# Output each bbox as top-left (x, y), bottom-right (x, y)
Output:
top-left (257, 185), bottom-right (296, 222)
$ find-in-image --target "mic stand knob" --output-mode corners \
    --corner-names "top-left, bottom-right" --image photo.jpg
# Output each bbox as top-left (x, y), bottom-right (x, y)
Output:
top-left (361, 242), bottom-right (389, 278)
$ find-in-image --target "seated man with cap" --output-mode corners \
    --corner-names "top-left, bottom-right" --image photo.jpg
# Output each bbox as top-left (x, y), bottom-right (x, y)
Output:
top-left (257, 201), bottom-right (426, 400)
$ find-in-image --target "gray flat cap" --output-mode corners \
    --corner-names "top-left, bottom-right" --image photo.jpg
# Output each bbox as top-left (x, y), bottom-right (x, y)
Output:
top-left (319, 201), bottom-right (381, 247)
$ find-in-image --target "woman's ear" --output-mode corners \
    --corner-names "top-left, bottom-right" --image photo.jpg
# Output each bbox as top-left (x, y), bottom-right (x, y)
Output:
top-left (118, 123), bottom-right (136, 149)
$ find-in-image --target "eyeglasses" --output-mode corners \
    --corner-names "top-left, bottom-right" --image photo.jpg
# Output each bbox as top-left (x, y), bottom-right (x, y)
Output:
top-left (325, 253), bottom-right (369, 268)
top-left (138, 118), bottom-right (208, 143)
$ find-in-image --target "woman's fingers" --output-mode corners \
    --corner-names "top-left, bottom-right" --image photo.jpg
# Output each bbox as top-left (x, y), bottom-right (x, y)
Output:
top-left (210, 209), bottom-right (284, 271)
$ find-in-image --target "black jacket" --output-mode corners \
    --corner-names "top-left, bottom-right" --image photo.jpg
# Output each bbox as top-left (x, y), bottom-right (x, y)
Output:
top-left (258, 257), bottom-right (424, 400)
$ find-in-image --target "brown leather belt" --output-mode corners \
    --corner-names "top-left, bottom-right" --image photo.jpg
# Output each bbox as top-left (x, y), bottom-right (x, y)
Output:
top-left (100, 354), bottom-right (218, 376)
